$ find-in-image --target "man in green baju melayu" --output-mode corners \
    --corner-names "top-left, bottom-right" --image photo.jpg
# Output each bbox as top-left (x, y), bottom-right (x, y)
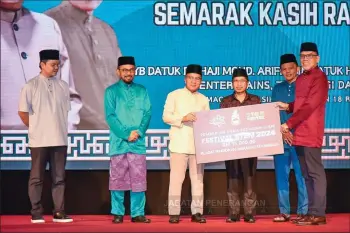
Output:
top-left (104, 56), bottom-right (152, 224)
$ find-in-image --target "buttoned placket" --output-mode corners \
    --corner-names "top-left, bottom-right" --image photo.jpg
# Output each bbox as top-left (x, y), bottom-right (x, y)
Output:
top-left (124, 84), bottom-right (135, 110)
top-left (10, 10), bottom-right (29, 82)
top-left (288, 84), bottom-right (291, 97)
top-left (45, 78), bottom-right (57, 113)
top-left (47, 79), bottom-right (53, 93)
top-left (84, 15), bottom-right (102, 62)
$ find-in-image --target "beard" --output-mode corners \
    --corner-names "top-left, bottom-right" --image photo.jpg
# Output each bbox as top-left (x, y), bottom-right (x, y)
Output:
top-left (121, 76), bottom-right (134, 84)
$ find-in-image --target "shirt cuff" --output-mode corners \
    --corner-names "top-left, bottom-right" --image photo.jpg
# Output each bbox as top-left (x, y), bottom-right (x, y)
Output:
top-left (136, 129), bottom-right (144, 138)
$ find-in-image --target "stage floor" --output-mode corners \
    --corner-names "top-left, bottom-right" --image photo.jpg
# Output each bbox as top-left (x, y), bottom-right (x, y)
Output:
top-left (1, 214), bottom-right (349, 232)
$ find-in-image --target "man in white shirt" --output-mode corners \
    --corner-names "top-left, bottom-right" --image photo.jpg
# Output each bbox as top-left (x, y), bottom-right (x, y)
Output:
top-left (163, 64), bottom-right (210, 224)
top-left (0, 0), bottom-right (82, 130)
top-left (45, 0), bottom-right (123, 129)
top-left (18, 49), bottom-right (73, 224)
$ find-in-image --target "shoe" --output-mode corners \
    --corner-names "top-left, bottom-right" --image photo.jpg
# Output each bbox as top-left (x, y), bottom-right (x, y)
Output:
top-left (53, 212), bottom-right (73, 223)
top-left (131, 215), bottom-right (151, 223)
top-left (244, 214), bottom-right (256, 223)
top-left (31, 215), bottom-right (45, 224)
top-left (226, 214), bottom-right (240, 223)
top-left (296, 215), bottom-right (326, 226)
top-left (191, 213), bottom-right (206, 223)
top-left (273, 213), bottom-right (290, 222)
top-left (291, 214), bottom-right (306, 224)
top-left (112, 215), bottom-right (123, 224)
top-left (169, 215), bottom-right (180, 224)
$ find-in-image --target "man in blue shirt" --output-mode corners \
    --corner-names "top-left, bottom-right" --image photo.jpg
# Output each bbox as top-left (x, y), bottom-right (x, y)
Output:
top-left (272, 54), bottom-right (308, 223)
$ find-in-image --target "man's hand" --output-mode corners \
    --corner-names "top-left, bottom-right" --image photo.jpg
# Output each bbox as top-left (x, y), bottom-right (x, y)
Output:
top-left (128, 130), bottom-right (139, 142)
top-left (275, 101), bottom-right (289, 111)
top-left (182, 113), bottom-right (196, 122)
top-left (282, 131), bottom-right (293, 146)
top-left (281, 123), bottom-right (289, 133)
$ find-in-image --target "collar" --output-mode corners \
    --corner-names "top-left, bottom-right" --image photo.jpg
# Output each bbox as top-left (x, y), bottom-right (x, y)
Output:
top-left (232, 91), bottom-right (250, 102)
top-left (117, 80), bottom-right (133, 88)
top-left (283, 79), bottom-right (296, 86)
top-left (302, 66), bottom-right (319, 75)
top-left (0, 7), bottom-right (26, 23)
top-left (183, 87), bottom-right (198, 95)
top-left (60, 1), bottom-right (93, 24)
top-left (39, 74), bottom-right (56, 81)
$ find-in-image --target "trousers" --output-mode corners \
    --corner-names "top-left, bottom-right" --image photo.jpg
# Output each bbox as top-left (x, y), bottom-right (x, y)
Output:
top-left (225, 157), bottom-right (257, 215)
top-left (295, 146), bottom-right (327, 216)
top-left (168, 152), bottom-right (204, 215)
top-left (111, 191), bottom-right (145, 217)
top-left (28, 146), bottom-right (67, 216)
top-left (273, 147), bottom-right (308, 215)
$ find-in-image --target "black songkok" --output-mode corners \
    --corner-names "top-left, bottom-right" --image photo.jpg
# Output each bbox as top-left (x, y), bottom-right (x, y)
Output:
top-left (186, 64), bottom-right (202, 76)
top-left (39, 49), bottom-right (59, 61)
top-left (118, 56), bottom-right (135, 67)
top-left (232, 68), bottom-right (248, 80)
top-left (300, 42), bottom-right (318, 54)
top-left (280, 54), bottom-right (298, 66)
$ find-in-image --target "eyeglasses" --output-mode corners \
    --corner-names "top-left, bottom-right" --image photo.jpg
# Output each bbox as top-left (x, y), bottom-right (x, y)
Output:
top-left (300, 54), bottom-right (318, 60)
top-left (119, 68), bottom-right (136, 73)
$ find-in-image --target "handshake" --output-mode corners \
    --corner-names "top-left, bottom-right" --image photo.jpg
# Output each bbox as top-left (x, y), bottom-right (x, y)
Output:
top-left (128, 130), bottom-right (139, 142)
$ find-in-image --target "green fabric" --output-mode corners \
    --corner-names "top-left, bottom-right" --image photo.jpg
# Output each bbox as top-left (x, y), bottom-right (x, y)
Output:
top-left (111, 191), bottom-right (146, 217)
top-left (104, 80), bottom-right (151, 156)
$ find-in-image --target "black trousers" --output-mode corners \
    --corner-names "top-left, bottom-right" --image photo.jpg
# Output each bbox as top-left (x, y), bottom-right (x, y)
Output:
top-left (225, 157), bottom-right (257, 215)
top-left (295, 146), bottom-right (327, 217)
top-left (28, 146), bottom-right (68, 216)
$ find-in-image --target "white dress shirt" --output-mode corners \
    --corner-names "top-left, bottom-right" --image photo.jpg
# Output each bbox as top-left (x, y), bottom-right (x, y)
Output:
top-left (18, 75), bottom-right (70, 147)
top-left (0, 7), bottom-right (82, 130)
top-left (45, 2), bottom-right (122, 129)
top-left (163, 87), bottom-right (210, 154)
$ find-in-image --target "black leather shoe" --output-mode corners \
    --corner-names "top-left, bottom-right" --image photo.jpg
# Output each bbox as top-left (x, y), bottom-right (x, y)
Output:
top-left (226, 214), bottom-right (240, 223)
top-left (53, 212), bottom-right (73, 223)
top-left (244, 214), bottom-right (256, 223)
top-left (169, 215), bottom-right (180, 224)
top-left (191, 213), bottom-right (206, 223)
top-left (131, 215), bottom-right (151, 223)
top-left (112, 215), bottom-right (123, 224)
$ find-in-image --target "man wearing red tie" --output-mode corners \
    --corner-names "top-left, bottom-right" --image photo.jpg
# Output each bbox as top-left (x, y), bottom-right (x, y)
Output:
top-left (277, 42), bottom-right (328, 225)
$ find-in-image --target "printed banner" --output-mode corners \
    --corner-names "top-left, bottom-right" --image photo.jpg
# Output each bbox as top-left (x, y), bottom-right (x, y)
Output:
top-left (0, 1), bottom-right (349, 170)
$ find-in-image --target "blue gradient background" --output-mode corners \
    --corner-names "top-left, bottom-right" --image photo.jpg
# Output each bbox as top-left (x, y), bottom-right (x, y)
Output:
top-left (2, 0), bottom-right (348, 170)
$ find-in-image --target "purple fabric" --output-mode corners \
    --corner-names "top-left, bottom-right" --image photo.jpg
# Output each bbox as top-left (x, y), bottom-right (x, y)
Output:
top-left (109, 153), bottom-right (147, 192)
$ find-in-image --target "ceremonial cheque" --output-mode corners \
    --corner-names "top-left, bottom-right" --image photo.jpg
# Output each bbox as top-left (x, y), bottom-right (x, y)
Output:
top-left (2, 0), bottom-right (349, 230)
top-left (193, 102), bottom-right (284, 164)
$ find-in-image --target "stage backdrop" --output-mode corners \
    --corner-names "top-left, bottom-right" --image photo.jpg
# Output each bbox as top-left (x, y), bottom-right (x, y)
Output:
top-left (1, 0), bottom-right (349, 170)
